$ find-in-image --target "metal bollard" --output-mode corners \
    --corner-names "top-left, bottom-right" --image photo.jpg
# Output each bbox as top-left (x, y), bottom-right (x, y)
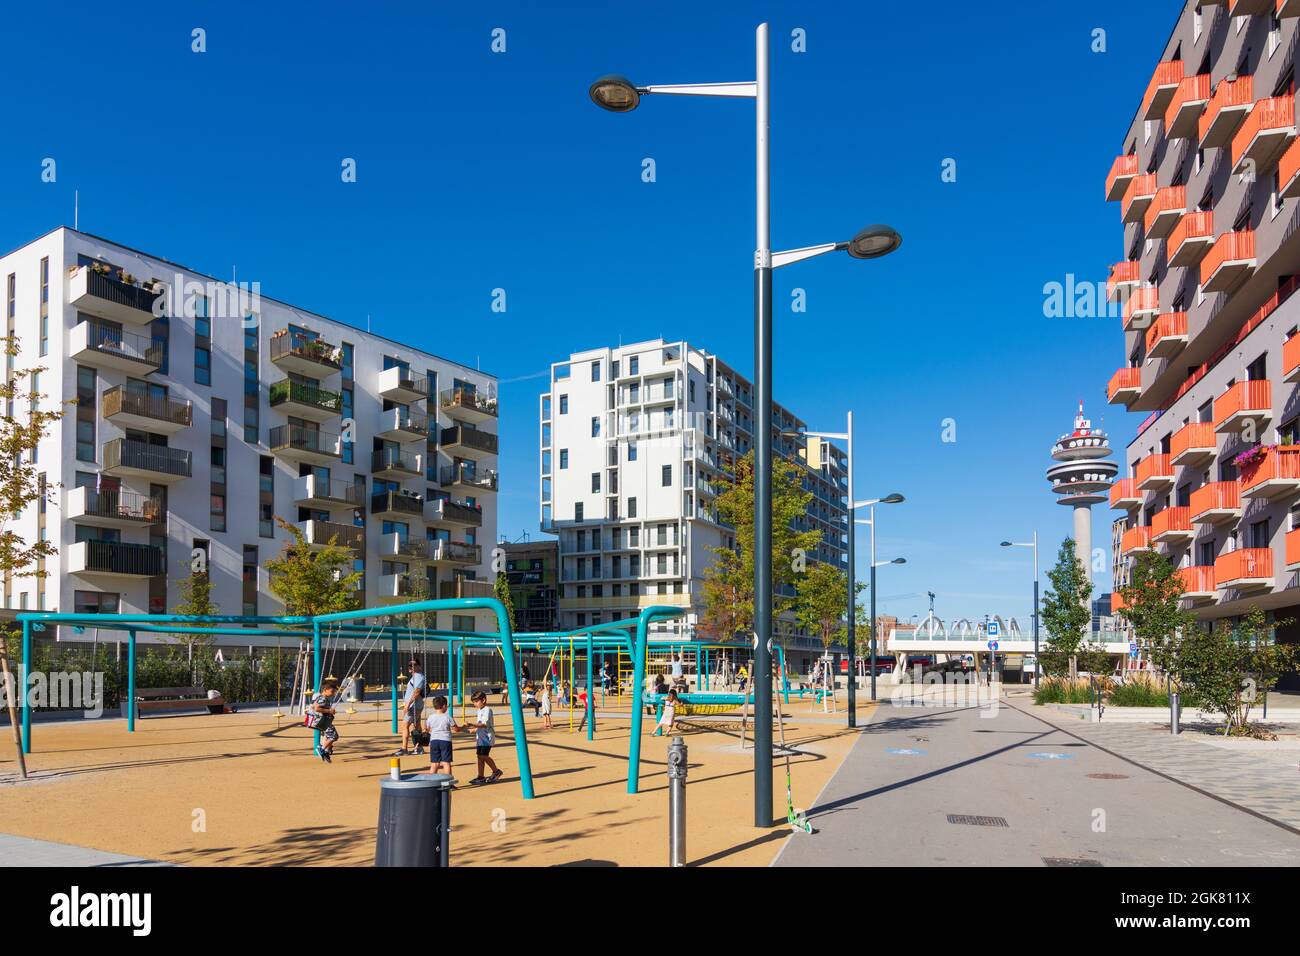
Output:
top-left (667, 735), bottom-right (687, 867)
top-left (1170, 691), bottom-right (1181, 736)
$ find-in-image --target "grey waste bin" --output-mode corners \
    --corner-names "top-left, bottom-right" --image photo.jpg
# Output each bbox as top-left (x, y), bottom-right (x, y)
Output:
top-left (353, 677), bottom-right (366, 703)
top-left (375, 774), bottom-right (453, 867)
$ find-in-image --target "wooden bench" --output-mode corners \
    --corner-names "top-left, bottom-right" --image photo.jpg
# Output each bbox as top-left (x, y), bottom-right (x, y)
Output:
top-left (120, 686), bottom-right (225, 719)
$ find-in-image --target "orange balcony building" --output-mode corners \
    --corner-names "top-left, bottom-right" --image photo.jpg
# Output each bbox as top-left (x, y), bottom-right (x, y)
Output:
top-left (1151, 506), bottom-right (1194, 543)
top-left (1136, 453), bottom-right (1175, 491)
top-left (1110, 478), bottom-right (1142, 510)
top-left (1165, 74), bottom-right (1212, 139)
top-left (1121, 526), bottom-right (1154, 554)
top-left (1167, 211), bottom-right (1214, 268)
top-left (1190, 481), bottom-right (1243, 524)
top-left (1200, 74), bottom-right (1253, 148)
top-left (1177, 565), bottom-right (1217, 601)
top-left (1123, 286), bottom-right (1159, 328)
top-left (1108, 367), bottom-right (1142, 405)
top-left (1200, 230), bottom-right (1256, 294)
top-left (1287, 528), bottom-right (1300, 571)
top-left (1213, 380), bottom-right (1271, 433)
top-left (1170, 421), bottom-right (1216, 466)
top-left (1141, 60), bottom-right (1185, 120)
top-left (1232, 95), bottom-right (1296, 173)
top-left (1285, 333), bottom-right (1300, 383)
top-left (1239, 445), bottom-right (1300, 499)
top-left (1146, 311), bottom-right (1188, 359)
top-left (1105, 154), bottom-right (1139, 201)
top-left (1121, 173), bottom-right (1158, 224)
top-left (1144, 185), bottom-right (1187, 238)
top-left (1106, 260), bottom-right (1141, 302)
top-left (1214, 547), bottom-right (1274, 589)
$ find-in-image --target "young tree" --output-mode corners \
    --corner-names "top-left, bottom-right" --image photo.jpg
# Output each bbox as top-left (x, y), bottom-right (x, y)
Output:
top-left (1117, 551), bottom-right (1196, 685)
top-left (1039, 537), bottom-right (1094, 679)
top-left (493, 570), bottom-right (517, 632)
top-left (700, 450), bottom-right (821, 639)
top-left (0, 336), bottom-right (64, 780)
top-left (1180, 608), bottom-right (1300, 736)
top-left (170, 560), bottom-right (217, 662)
top-left (264, 517), bottom-right (363, 618)
top-left (795, 562), bottom-right (852, 652)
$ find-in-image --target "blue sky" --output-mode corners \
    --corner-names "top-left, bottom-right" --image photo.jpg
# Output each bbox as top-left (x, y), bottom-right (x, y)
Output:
top-left (0, 1), bottom-right (1182, 623)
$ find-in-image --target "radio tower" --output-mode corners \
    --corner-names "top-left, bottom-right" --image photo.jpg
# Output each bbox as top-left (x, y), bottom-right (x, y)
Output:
top-left (1046, 402), bottom-right (1117, 584)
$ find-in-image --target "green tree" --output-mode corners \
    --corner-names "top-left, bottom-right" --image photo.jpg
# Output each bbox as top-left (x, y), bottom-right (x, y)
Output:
top-left (700, 450), bottom-right (821, 640)
top-left (1181, 608), bottom-right (1300, 736)
top-left (1117, 550), bottom-right (1196, 684)
top-left (264, 517), bottom-right (363, 618)
top-left (493, 570), bottom-right (517, 632)
top-left (170, 558), bottom-right (217, 662)
top-left (1039, 537), bottom-right (1094, 678)
top-left (0, 336), bottom-right (64, 780)
top-left (795, 562), bottom-right (855, 652)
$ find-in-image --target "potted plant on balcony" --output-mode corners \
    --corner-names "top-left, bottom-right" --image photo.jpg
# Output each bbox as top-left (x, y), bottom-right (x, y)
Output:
top-left (1232, 443), bottom-right (1272, 473)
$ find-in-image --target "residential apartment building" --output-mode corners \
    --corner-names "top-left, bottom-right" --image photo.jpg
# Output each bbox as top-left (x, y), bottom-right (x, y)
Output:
top-left (539, 339), bottom-right (848, 648)
top-left (1104, 2), bottom-right (1300, 685)
top-left (502, 539), bottom-right (559, 633)
top-left (0, 227), bottom-right (499, 638)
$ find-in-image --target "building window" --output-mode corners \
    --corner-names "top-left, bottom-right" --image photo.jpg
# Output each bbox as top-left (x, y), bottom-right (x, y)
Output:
top-left (591, 416), bottom-right (600, 437)
top-left (575, 502), bottom-right (584, 522)
top-left (591, 360), bottom-right (601, 382)
top-left (259, 456), bottom-right (275, 537)
top-left (591, 472), bottom-right (601, 493)
top-left (194, 293), bottom-right (211, 385)
top-left (38, 257), bottom-right (48, 357)
top-left (628, 441), bottom-right (637, 461)
top-left (629, 356), bottom-right (639, 375)
top-left (74, 591), bottom-right (120, 614)
top-left (243, 321), bottom-right (259, 444)
top-left (341, 387), bottom-right (354, 463)
top-left (559, 449), bottom-right (569, 469)
top-left (628, 496), bottom-right (637, 518)
top-left (195, 346), bottom-right (211, 385)
top-left (243, 546), bottom-right (259, 619)
top-left (76, 366), bottom-right (96, 462)
top-left (662, 464), bottom-right (672, 486)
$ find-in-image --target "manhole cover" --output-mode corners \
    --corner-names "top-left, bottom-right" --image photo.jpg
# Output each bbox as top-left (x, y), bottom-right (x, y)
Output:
top-left (1086, 772), bottom-right (1129, 780)
top-left (1043, 857), bottom-right (1103, 867)
top-left (947, 814), bottom-right (1008, 828)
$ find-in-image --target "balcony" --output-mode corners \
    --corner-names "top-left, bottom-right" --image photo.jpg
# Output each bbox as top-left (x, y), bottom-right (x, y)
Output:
top-left (269, 424), bottom-right (341, 465)
top-left (65, 486), bottom-right (162, 529)
top-left (1151, 506), bottom-right (1194, 545)
top-left (426, 497), bottom-right (483, 527)
top-left (1287, 528), bottom-right (1300, 570)
top-left (439, 577), bottom-right (494, 600)
top-left (440, 387), bottom-right (499, 424)
top-left (66, 265), bottom-right (162, 326)
top-left (69, 320), bottom-right (162, 374)
top-left (302, 519), bottom-right (363, 552)
top-left (1121, 526), bottom-right (1154, 555)
top-left (269, 380), bottom-right (343, 422)
top-left (441, 462), bottom-right (498, 493)
top-left (1121, 173), bottom-right (1158, 224)
top-left (429, 540), bottom-right (482, 565)
top-left (1177, 566), bottom-right (1217, 601)
top-left (380, 533), bottom-right (430, 563)
top-left (1145, 312), bottom-right (1188, 360)
top-left (371, 489), bottom-right (424, 520)
top-left (102, 386), bottom-right (192, 435)
top-left (1123, 286), bottom-right (1158, 330)
top-left (1165, 74), bottom-right (1211, 140)
top-left (1281, 136), bottom-right (1300, 199)
top-left (377, 572), bottom-right (418, 603)
top-left (1285, 334), bottom-right (1300, 383)
top-left (1200, 230), bottom-right (1256, 294)
top-left (1239, 445), bottom-right (1300, 499)
top-left (1106, 260), bottom-right (1141, 302)
top-left (1212, 380), bottom-right (1271, 433)
top-left (1199, 75), bottom-right (1253, 149)
top-left (292, 474), bottom-right (364, 510)
top-left (269, 329), bottom-right (341, 378)
top-left (1105, 154), bottom-right (1139, 201)
top-left (102, 439), bottom-right (191, 483)
top-left (1140, 60), bottom-right (1184, 120)
top-left (1109, 478), bottom-right (1142, 510)
top-left (1144, 186), bottom-right (1186, 239)
top-left (1170, 422), bottom-right (1217, 466)
top-left (440, 425), bottom-right (498, 460)
top-left (68, 540), bottom-right (164, 579)
top-left (1167, 211), bottom-right (1214, 268)
top-left (377, 366), bottom-right (428, 403)
top-left (376, 407), bottom-right (429, 442)
top-left (1231, 96), bottom-right (1296, 174)
top-left (1135, 453), bottom-right (1174, 491)
top-left (1215, 547), bottom-right (1274, 590)
top-left (1191, 481), bottom-right (1243, 524)
top-left (371, 448), bottom-right (422, 480)
top-left (1107, 368), bottom-right (1142, 405)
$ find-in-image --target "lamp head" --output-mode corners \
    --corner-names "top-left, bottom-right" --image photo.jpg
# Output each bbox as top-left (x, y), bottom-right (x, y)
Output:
top-left (892, 557), bottom-right (906, 565)
top-left (1000, 541), bottom-right (1013, 548)
top-left (882, 493), bottom-right (905, 504)
top-left (846, 225), bottom-right (902, 260)
top-left (589, 75), bottom-right (641, 112)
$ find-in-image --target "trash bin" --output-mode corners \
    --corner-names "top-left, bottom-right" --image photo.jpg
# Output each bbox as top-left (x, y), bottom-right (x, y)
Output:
top-left (354, 677), bottom-right (366, 703)
top-left (374, 773), bottom-right (453, 867)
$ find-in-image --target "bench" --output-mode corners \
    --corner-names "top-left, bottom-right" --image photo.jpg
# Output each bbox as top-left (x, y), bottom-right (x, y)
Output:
top-left (120, 686), bottom-right (225, 719)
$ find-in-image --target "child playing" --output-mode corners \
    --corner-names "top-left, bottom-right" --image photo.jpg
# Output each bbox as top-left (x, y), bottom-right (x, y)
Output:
top-left (540, 682), bottom-right (553, 730)
top-left (523, 683), bottom-right (540, 718)
top-left (655, 689), bottom-right (679, 736)
top-left (310, 678), bottom-right (340, 763)
top-left (468, 691), bottom-right (503, 785)
top-left (425, 696), bottom-right (462, 778)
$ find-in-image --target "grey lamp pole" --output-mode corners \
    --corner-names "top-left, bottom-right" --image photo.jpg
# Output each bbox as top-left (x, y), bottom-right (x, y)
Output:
top-left (589, 25), bottom-right (901, 828)
top-left (1001, 533), bottom-right (1040, 687)
top-left (857, 510), bottom-right (906, 701)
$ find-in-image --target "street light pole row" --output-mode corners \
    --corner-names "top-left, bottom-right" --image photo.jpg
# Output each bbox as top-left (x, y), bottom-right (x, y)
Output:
top-left (1000, 533), bottom-right (1040, 688)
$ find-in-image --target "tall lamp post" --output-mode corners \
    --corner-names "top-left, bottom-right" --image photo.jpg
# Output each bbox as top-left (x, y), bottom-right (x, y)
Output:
top-left (590, 26), bottom-right (901, 827)
top-left (856, 505), bottom-right (906, 702)
top-left (1001, 534), bottom-right (1040, 687)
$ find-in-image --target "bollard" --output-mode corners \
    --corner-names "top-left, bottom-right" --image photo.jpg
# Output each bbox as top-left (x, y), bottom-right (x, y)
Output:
top-left (667, 736), bottom-right (687, 867)
top-left (375, 773), bottom-right (453, 867)
top-left (1170, 691), bottom-right (1181, 736)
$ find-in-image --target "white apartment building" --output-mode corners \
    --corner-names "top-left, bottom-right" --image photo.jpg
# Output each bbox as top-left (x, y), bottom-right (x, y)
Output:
top-left (0, 227), bottom-right (499, 639)
top-left (539, 339), bottom-right (848, 644)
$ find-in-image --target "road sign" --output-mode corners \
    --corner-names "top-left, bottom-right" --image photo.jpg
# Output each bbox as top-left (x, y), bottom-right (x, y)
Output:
top-left (987, 640), bottom-right (999, 651)
top-left (987, 621), bottom-right (1000, 637)
top-left (1129, 642), bottom-right (1139, 659)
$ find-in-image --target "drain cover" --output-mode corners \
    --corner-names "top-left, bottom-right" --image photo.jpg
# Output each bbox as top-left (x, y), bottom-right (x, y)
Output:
top-left (947, 814), bottom-right (1008, 828)
top-left (1043, 857), bottom-right (1103, 867)
top-left (1086, 772), bottom-right (1129, 780)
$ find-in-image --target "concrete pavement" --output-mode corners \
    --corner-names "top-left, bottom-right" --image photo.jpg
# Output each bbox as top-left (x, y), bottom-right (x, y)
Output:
top-left (0, 832), bottom-right (168, 867)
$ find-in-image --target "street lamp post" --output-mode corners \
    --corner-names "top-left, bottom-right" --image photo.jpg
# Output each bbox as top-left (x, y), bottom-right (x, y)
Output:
top-left (590, 24), bottom-right (900, 828)
top-left (856, 509), bottom-right (906, 702)
top-left (1001, 533), bottom-right (1040, 687)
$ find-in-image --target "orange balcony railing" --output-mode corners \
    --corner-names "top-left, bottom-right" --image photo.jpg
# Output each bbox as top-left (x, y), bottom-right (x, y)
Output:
top-left (1110, 478), bottom-right (1141, 509)
top-left (1121, 526), bottom-right (1153, 554)
top-left (1141, 60), bottom-right (1185, 120)
top-left (1110, 590), bottom-right (1127, 613)
top-left (1152, 506), bottom-right (1193, 541)
top-left (1177, 565), bottom-right (1216, 596)
top-left (1170, 422), bottom-right (1216, 463)
top-left (1106, 260), bottom-right (1141, 301)
top-left (1191, 481), bottom-right (1242, 522)
top-left (1200, 75), bottom-right (1253, 147)
top-left (1144, 185), bottom-right (1187, 237)
top-left (1121, 173), bottom-right (1158, 223)
top-left (1231, 95), bottom-right (1296, 172)
top-left (1124, 286), bottom-right (1159, 328)
top-left (1145, 311), bottom-right (1188, 356)
top-left (1107, 367), bottom-right (1142, 403)
top-left (1168, 211), bottom-right (1214, 267)
top-left (1287, 528), bottom-right (1300, 568)
top-left (1239, 445), bottom-right (1300, 494)
top-left (1105, 154), bottom-right (1139, 201)
top-left (1213, 379), bottom-right (1271, 430)
top-left (1136, 453), bottom-right (1174, 488)
top-left (1165, 74), bottom-right (1212, 138)
top-left (1201, 230), bottom-right (1256, 292)
top-left (1280, 136), bottom-right (1300, 197)
top-left (1285, 333), bottom-right (1300, 381)
top-left (1215, 547), bottom-right (1273, 587)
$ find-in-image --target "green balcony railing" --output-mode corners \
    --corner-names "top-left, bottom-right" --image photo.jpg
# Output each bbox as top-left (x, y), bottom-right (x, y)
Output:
top-left (269, 379), bottom-right (343, 414)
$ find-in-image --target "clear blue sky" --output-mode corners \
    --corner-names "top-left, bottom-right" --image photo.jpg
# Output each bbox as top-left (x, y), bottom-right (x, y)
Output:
top-left (0, 0), bottom-right (1181, 623)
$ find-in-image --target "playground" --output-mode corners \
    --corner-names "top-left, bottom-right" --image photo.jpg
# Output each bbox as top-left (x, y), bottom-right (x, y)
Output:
top-left (0, 598), bottom-right (863, 867)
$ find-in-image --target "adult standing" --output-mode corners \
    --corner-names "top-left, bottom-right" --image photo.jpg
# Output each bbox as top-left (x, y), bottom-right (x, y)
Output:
top-left (394, 659), bottom-right (426, 756)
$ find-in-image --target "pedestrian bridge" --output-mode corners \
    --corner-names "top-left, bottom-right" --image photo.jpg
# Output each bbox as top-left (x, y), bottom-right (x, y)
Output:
top-left (885, 615), bottom-right (1130, 656)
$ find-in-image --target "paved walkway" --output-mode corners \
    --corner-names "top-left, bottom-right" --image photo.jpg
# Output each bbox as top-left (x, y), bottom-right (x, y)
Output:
top-left (0, 832), bottom-right (167, 867)
top-left (774, 694), bottom-right (1300, 867)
